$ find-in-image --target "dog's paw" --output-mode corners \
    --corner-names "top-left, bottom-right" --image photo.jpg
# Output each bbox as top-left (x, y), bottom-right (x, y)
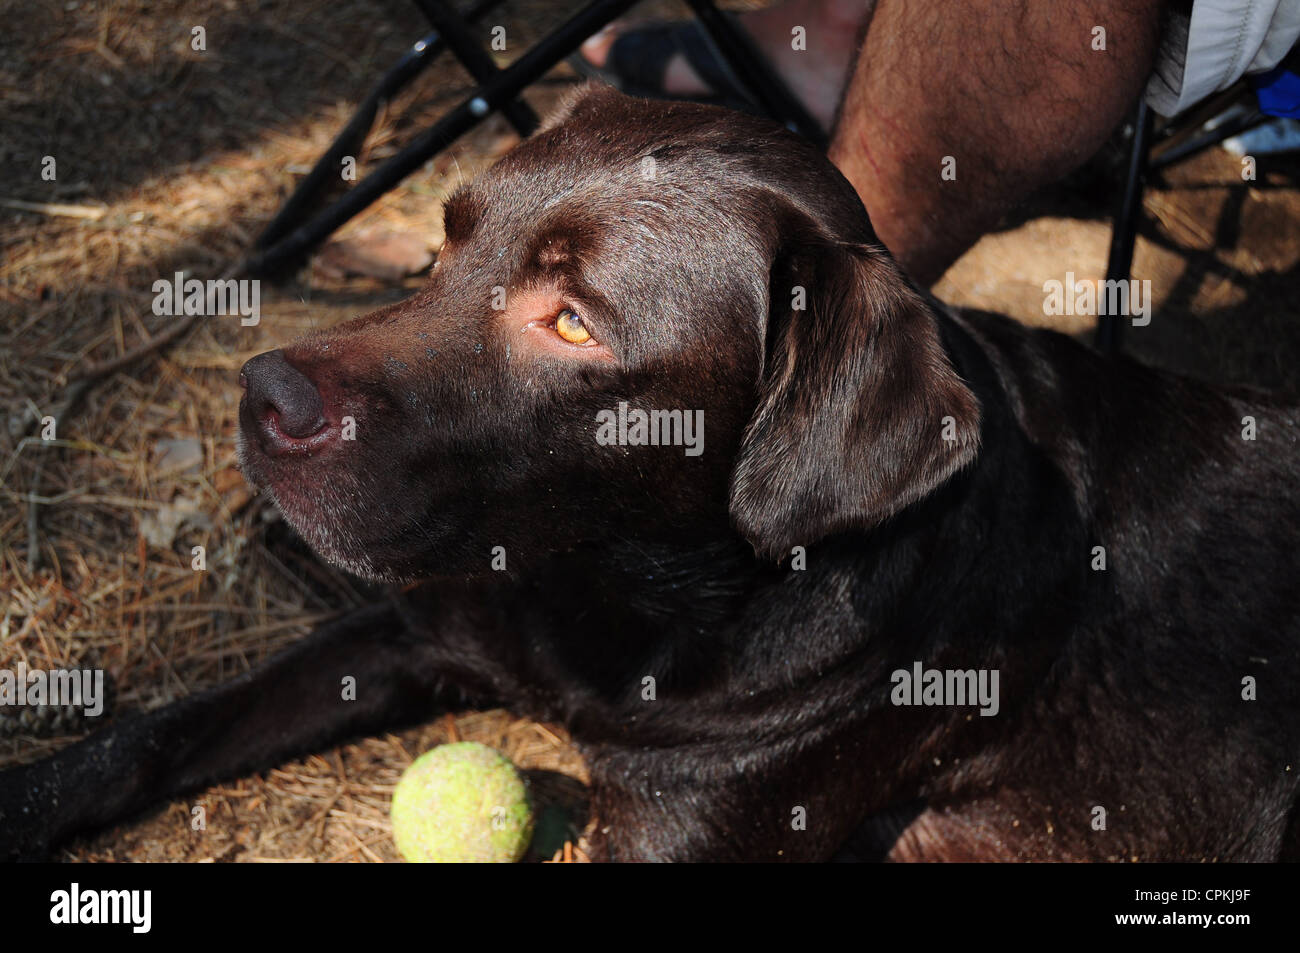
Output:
top-left (0, 763), bottom-right (57, 861)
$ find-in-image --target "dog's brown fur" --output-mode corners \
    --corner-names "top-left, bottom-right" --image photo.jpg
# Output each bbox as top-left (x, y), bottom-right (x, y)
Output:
top-left (3, 86), bottom-right (1297, 862)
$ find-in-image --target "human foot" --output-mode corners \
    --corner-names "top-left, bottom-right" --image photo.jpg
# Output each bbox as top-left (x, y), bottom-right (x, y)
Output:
top-left (579, 0), bottom-right (869, 132)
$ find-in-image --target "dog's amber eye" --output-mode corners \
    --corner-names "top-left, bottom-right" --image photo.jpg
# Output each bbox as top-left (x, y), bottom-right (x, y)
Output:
top-left (555, 309), bottom-right (593, 345)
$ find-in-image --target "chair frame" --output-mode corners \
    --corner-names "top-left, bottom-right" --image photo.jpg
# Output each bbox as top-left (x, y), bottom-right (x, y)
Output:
top-left (248, 0), bottom-right (1275, 360)
top-left (246, 0), bottom-right (822, 278)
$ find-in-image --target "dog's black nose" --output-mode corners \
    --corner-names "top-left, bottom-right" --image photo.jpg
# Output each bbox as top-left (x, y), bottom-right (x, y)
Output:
top-left (239, 350), bottom-right (326, 439)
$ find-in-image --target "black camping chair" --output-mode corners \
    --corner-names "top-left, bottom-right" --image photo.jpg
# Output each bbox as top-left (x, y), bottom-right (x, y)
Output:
top-left (247, 1), bottom-right (1293, 362)
top-left (244, 0), bottom-right (822, 279)
top-left (1096, 62), bottom-right (1296, 354)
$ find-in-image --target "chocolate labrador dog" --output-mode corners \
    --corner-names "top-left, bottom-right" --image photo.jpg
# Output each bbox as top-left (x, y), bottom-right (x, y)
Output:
top-left (2, 85), bottom-right (1298, 862)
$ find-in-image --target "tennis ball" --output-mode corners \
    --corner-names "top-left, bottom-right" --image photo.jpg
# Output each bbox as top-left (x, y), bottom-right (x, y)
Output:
top-left (391, 742), bottom-right (533, 863)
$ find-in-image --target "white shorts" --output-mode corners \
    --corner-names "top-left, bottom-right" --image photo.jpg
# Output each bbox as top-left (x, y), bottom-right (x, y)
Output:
top-left (1146, 0), bottom-right (1300, 116)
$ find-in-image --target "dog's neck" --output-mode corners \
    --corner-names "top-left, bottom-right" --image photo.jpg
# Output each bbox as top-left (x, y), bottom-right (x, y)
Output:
top-left (538, 529), bottom-right (770, 640)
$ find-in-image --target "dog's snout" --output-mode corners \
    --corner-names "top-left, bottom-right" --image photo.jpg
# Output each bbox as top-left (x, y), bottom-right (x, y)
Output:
top-left (239, 349), bottom-right (326, 439)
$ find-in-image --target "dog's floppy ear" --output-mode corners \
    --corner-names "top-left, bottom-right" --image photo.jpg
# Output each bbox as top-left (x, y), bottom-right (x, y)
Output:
top-left (729, 240), bottom-right (981, 559)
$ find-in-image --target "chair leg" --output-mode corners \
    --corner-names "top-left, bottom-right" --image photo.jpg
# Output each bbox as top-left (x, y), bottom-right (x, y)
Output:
top-left (1150, 107), bottom-right (1264, 171)
top-left (414, 0), bottom-right (539, 137)
top-left (1097, 98), bottom-right (1153, 355)
top-left (243, 0), bottom-right (641, 278)
top-left (249, 0), bottom-right (831, 278)
top-left (255, 0), bottom-right (508, 252)
top-left (683, 0), bottom-right (827, 148)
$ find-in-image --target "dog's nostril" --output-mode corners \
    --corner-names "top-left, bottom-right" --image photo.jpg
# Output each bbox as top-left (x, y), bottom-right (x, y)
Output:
top-left (238, 349), bottom-right (326, 439)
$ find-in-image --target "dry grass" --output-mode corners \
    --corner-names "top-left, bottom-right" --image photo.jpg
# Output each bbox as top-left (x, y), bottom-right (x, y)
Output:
top-left (71, 711), bottom-right (592, 863)
top-left (0, 0), bottom-right (613, 861)
top-left (1, 0), bottom-right (1297, 862)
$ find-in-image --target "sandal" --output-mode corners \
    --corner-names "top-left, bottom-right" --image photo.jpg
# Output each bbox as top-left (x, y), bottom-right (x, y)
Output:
top-left (569, 17), bottom-right (766, 115)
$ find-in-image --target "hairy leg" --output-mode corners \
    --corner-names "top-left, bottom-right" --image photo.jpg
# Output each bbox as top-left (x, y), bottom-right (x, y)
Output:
top-left (831, 0), bottom-right (1167, 285)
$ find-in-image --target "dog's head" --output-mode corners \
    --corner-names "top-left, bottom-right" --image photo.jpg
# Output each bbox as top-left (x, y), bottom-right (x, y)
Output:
top-left (238, 85), bottom-right (980, 582)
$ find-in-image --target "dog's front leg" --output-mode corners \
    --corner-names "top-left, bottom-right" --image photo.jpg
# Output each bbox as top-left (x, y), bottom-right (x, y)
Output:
top-left (0, 600), bottom-right (481, 860)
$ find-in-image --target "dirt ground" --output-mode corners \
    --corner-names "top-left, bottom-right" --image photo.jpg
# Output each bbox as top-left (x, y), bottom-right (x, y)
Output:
top-left (1, 0), bottom-right (1297, 862)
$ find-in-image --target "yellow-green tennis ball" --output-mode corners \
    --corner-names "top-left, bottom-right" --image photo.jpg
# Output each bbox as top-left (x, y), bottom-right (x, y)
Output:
top-left (391, 742), bottom-right (533, 863)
